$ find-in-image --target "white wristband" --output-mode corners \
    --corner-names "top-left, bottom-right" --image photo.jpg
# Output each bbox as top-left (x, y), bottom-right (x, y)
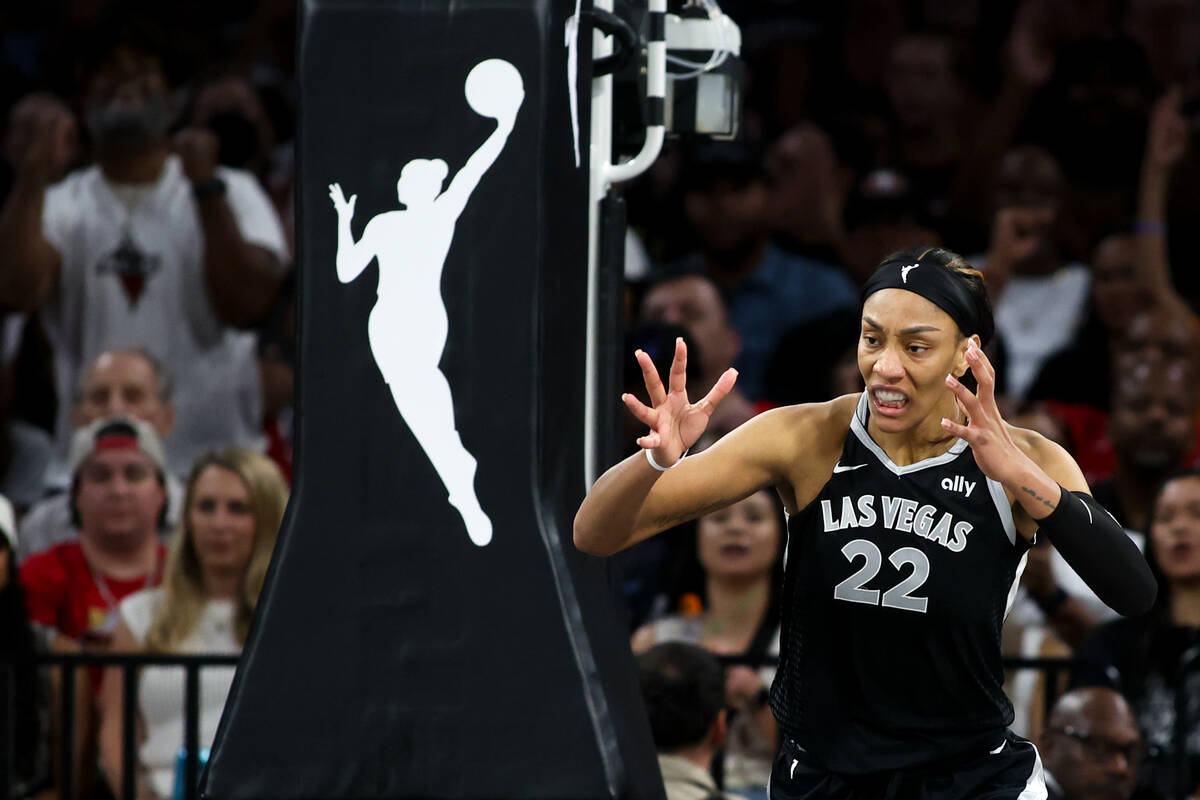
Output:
top-left (645, 448), bottom-right (688, 472)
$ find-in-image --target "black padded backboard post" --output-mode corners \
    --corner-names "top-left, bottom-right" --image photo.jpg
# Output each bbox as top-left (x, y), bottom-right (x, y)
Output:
top-left (200, 1), bottom-right (666, 798)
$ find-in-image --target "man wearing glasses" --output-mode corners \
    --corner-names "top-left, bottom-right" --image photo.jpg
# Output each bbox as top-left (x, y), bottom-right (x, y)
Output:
top-left (1040, 688), bottom-right (1143, 800)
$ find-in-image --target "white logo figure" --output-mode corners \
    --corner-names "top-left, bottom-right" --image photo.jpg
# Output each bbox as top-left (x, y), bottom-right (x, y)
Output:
top-left (900, 263), bottom-right (920, 283)
top-left (832, 462), bottom-right (868, 473)
top-left (790, 758), bottom-right (799, 779)
top-left (328, 59), bottom-right (525, 547)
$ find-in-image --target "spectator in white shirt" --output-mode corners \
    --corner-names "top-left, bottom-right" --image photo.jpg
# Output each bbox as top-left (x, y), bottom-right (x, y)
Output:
top-left (0, 27), bottom-right (289, 478)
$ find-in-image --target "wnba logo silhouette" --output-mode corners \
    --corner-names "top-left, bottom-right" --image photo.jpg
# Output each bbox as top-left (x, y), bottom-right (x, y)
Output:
top-left (329, 59), bottom-right (524, 547)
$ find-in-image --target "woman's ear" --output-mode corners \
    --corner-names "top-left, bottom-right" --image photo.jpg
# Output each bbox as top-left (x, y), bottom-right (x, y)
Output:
top-left (952, 340), bottom-right (969, 378)
top-left (953, 334), bottom-right (982, 378)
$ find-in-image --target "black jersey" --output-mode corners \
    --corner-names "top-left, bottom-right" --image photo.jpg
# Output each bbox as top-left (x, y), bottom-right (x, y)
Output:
top-left (770, 392), bottom-right (1030, 774)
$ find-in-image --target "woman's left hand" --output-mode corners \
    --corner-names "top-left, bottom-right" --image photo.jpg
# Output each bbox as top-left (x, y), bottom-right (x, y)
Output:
top-left (940, 340), bottom-right (1036, 487)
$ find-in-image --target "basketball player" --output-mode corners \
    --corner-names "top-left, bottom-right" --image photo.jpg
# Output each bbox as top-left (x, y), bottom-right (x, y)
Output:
top-left (575, 247), bottom-right (1157, 798)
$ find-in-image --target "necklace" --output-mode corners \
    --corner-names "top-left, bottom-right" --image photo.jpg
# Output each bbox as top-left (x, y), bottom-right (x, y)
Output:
top-left (85, 548), bottom-right (164, 623)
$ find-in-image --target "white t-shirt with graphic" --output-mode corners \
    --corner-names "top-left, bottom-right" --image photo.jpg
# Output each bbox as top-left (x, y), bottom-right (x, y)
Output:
top-left (40, 156), bottom-right (288, 477)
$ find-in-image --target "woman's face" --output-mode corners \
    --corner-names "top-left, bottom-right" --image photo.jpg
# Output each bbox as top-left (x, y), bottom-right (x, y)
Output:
top-left (189, 466), bottom-right (257, 577)
top-left (697, 491), bottom-right (781, 581)
top-left (858, 288), bottom-right (970, 434)
top-left (1151, 476), bottom-right (1200, 583)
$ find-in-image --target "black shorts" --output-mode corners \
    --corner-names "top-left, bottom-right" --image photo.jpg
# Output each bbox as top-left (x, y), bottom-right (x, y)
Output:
top-left (768, 731), bottom-right (1047, 800)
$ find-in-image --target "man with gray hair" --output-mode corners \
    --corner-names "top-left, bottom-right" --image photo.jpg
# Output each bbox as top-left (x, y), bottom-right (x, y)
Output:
top-left (18, 348), bottom-right (183, 561)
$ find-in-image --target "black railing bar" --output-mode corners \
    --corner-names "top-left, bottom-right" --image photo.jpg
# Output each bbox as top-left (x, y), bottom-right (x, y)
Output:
top-left (34, 653), bottom-right (239, 667)
top-left (1002, 658), bottom-right (1078, 670)
top-left (6, 654), bottom-right (1190, 798)
top-left (36, 653), bottom-right (1074, 670)
top-left (0, 661), bottom-right (13, 800)
top-left (1042, 664), bottom-right (1058, 730)
top-left (122, 665), bottom-right (138, 800)
top-left (59, 662), bottom-right (76, 800)
top-left (184, 664), bottom-right (200, 800)
top-left (709, 655), bottom-right (1079, 670)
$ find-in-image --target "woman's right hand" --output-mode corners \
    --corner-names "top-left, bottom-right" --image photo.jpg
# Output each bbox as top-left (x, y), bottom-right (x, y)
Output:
top-left (622, 337), bottom-right (737, 468)
top-left (1145, 88), bottom-right (1187, 173)
top-left (328, 182), bottom-right (356, 218)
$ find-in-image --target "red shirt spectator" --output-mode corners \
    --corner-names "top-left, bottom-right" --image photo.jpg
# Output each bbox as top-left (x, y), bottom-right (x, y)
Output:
top-left (21, 539), bottom-right (164, 643)
top-left (20, 416), bottom-right (170, 653)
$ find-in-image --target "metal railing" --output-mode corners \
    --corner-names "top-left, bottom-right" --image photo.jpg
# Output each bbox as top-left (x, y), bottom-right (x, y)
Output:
top-left (1, 652), bottom-right (238, 800)
top-left (1003, 655), bottom-right (1078, 723)
top-left (2, 654), bottom-right (1193, 800)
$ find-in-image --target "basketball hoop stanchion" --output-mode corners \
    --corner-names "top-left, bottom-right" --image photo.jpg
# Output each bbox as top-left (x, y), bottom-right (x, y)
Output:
top-left (582, 0), bottom-right (741, 483)
top-left (200, 2), bottom-right (667, 798)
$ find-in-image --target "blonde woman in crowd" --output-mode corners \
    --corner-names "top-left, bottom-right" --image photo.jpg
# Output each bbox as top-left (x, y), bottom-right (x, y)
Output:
top-left (98, 449), bottom-right (288, 800)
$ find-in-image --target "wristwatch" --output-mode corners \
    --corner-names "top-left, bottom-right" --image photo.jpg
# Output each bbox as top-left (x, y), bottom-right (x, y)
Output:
top-left (192, 177), bottom-right (227, 199)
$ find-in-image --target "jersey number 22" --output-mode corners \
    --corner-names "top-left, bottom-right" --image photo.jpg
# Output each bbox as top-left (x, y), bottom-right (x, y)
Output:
top-left (833, 539), bottom-right (929, 613)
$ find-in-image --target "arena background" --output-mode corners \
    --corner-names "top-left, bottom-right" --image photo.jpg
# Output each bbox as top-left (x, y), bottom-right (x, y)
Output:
top-left (2, 0), bottom-right (1200, 799)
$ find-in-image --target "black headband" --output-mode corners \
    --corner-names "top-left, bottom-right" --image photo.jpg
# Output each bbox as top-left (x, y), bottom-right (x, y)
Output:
top-left (860, 258), bottom-right (993, 346)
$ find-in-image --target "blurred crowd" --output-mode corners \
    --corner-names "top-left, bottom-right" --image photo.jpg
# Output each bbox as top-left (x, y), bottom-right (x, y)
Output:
top-left (0, 3), bottom-right (297, 799)
top-left (1, 0), bottom-right (1200, 799)
top-left (617, 2), bottom-right (1200, 800)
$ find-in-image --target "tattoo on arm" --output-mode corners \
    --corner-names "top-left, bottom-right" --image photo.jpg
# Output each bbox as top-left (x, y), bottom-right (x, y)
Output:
top-left (1020, 486), bottom-right (1057, 512)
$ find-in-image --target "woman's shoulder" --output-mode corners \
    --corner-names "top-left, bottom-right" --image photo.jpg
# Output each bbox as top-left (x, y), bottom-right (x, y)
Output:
top-left (1007, 424), bottom-right (1083, 483)
top-left (764, 395), bottom-right (857, 492)
top-left (693, 395), bottom-right (854, 482)
top-left (118, 587), bottom-right (165, 644)
top-left (1006, 422), bottom-right (1073, 465)
top-left (748, 394), bottom-right (857, 453)
top-left (774, 392), bottom-right (858, 425)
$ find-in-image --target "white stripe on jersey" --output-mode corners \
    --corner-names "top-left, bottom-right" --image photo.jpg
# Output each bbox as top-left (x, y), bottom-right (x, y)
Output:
top-left (1005, 551), bottom-right (1030, 621)
top-left (1016, 739), bottom-right (1048, 800)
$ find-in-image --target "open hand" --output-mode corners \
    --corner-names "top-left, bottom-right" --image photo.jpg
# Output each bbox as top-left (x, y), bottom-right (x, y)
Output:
top-left (939, 340), bottom-right (1031, 486)
top-left (328, 182), bottom-right (356, 218)
top-left (1006, 0), bottom-right (1055, 88)
top-left (621, 337), bottom-right (737, 468)
top-left (1146, 88), bottom-right (1187, 171)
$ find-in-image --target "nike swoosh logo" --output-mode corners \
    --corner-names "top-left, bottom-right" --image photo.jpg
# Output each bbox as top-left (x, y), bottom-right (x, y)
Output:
top-left (790, 758), bottom-right (799, 779)
top-left (832, 463), bottom-right (867, 473)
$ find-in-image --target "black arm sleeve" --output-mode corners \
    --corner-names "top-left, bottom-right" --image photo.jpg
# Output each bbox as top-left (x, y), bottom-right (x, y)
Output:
top-left (1036, 488), bottom-right (1157, 617)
